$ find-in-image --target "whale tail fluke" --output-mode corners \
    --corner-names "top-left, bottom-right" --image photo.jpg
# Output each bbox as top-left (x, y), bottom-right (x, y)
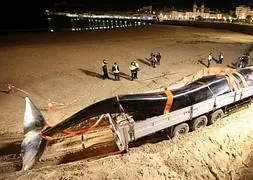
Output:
top-left (21, 97), bottom-right (47, 170)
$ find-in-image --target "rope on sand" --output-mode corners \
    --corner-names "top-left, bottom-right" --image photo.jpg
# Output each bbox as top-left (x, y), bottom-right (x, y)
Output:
top-left (0, 83), bottom-right (98, 111)
top-left (1, 83), bottom-right (65, 111)
top-left (0, 84), bottom-right (15, 94)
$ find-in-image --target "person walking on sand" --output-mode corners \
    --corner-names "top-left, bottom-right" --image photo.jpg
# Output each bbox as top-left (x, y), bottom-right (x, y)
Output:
top-left (112, 62), bottom-right (120, 81)
top-left (129, 62), bottom-right (137, 81)
top-left (102, 60), bottom-right (109, 79)
top-left (207, 53), bottom-right (213, 68)
top-left (219, 53), bottom-right (224, 64)
top-left (133, 60), bottom-right (140, 79)
top-left (156, 52), bottom-right (161, 65)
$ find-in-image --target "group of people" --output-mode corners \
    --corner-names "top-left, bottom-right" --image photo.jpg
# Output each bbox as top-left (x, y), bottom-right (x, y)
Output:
top-left (237, 54), bottom-right (250, 69)
top-left (207, 52), bottom-right (251, 69)
top-left (102, 52), bottom-right (162, 81)
top-left (102, 51), bottom-right (249, 81)
top-left (102, 60), bottom-right (139, 81)
top-left (102, 60), bottom-right (120, 80)
top-left (150, 52), bottom-right (162, 68)
top-left (207, 52), bottom-right (224, 68)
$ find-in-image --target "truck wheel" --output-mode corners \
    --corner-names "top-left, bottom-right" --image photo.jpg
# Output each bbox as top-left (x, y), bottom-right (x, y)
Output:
top-left (208, 109), bottom-right (224, 125)
top-left (190, 115), bottom-right (208, 131)
top-left (172, 123), bottom-right (189, 137)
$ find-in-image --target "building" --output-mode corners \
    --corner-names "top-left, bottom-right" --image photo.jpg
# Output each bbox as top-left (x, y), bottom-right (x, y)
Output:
top-left (236, 5), bottom-right (253, 19)
top-left (159, 2), bottom-right (222, 21)
top-left (138, 6), bottom-right (153, 13)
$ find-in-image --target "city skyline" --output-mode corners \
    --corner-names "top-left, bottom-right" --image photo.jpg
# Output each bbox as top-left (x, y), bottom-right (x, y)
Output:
top-left (1, 0), bottom-right (253, 31)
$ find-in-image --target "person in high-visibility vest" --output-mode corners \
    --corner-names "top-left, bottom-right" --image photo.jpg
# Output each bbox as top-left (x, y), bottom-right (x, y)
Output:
top-left (133, 60), bottom-right (140, 79)
top-left (207, 53), bottom-right (212, 68)
top-left (112, 62), bottom-right (120, 81)
top-left (129, 62), bottom-right (136, 81)
top-left (219, 53), bottom-right (224, 64)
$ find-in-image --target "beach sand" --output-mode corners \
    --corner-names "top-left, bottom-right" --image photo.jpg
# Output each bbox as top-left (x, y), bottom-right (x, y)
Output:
top-left (0, 25), bottom-right (253, 179)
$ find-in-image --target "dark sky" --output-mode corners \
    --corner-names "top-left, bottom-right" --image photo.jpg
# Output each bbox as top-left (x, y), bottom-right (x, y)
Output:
top-left (1, 0), bottom-right (252, 31)
top-left (53, 0), bottom-right (253, 11)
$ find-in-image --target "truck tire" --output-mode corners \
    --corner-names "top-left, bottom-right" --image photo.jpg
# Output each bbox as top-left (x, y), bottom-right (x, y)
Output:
top-left (172, 123), bottom-right (189, 137)
top-left (190, 115), bottom-right (208, 131)
top-left (208, 109), bottom-right (224, 125)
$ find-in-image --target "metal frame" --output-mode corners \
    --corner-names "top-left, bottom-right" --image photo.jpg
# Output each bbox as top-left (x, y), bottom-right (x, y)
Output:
top-left (108, 86), bottom-right (253, 150)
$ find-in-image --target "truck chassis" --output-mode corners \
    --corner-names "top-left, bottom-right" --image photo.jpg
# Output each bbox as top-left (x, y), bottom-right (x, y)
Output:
top-left (109, 87), bottom-right (253, 152)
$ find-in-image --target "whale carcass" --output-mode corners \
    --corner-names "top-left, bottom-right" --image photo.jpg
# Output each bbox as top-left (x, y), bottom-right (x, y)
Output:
top-left (21, 67), bottom-right (253, 170)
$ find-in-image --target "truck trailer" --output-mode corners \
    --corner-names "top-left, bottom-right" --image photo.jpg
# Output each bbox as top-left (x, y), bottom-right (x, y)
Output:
top-left (21, 66), bottom-right (253, 170)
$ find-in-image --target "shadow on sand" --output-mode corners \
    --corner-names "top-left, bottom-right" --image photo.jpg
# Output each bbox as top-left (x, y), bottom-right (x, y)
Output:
top-left (58, 130), bottom-right (169, 166)
top-left (0, 140), bottom-right (21, 156)
top-left (212, 57), bottom-right (220, 64)
top-left (227, 64), bottom-right (236, 69)
top-left (227, 61), bottom-right (241, 69)
top-left (58, 142), bottom-right (119, 165)
top-left (78, 68), bottom-right (103, 79)
top-left (109, 71), bottom-right (131, 80)
top-left (120, 72), bottom-right (131, 80)
top-left (0, 90), bottom-right (11, 94)
top-left (137, 58), bottom-right (151, 66)
top-left (198, 59), bottom-right (208, 68)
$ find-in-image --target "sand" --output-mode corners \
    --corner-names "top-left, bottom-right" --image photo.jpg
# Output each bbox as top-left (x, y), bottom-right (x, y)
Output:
top-left (0, 25), bottom-right (253, 179)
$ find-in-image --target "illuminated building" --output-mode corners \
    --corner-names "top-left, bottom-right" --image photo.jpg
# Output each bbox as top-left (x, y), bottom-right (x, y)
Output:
top-left (236, 5), bottom-right (253, 19)
top-left (159, 2), bottom-right (222, 21)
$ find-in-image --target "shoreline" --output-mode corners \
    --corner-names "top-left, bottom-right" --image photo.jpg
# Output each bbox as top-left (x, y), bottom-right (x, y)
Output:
top-left (1, 20), bottom-right (253, 35)
top-left (156, 20), bottom-right (253, 35)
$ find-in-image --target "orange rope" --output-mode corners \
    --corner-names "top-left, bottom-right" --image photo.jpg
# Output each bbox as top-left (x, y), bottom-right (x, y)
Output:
top-left (0, 84), bottom-right (13, 94)
top-left (40, 116), bottom-right (104, 141)
top-left (40, 124), bottom-right (55, 141)
top-left (62, 118), bottom-right (102, 136)
top-left (39, 115), bottom-right (128, 161)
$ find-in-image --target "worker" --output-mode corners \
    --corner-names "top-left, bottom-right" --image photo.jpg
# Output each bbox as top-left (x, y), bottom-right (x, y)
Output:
top-left (102, 60), bottom-right (109, 79)
top-left (207, 53), bottom-right (212, 68)
top-left (156, 52), bottom-right (161, 65)
top-left (239, 53), bottom-right (249, 68)
top-left (112, 62), bottom-right (120, 81)
top-left (150, 52), bottom-right (154, 60)
top-left (151, 54), bottom-right (157, 68)
top-left (129, 62), bottom-right (137, 81)
top-left (133, 60), bottom-right (140, 79)
top-left (244, 53), bottom-right (250, 67)
top-left (219, 53), bottom-right (224, 64)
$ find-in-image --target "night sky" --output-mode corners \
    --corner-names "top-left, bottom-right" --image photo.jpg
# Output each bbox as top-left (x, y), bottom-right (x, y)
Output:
top-left (54, 0), bottom-right (252, 11)
top-left (52, 0), bottom-right (253, 11)
top-left (1, 0), bottom-right (253, 31)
